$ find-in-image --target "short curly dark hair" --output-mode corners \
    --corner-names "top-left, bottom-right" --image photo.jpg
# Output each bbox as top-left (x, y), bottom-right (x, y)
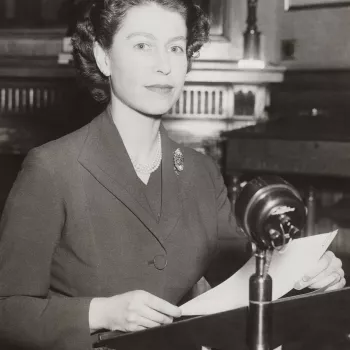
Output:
top-left (71, 0), bottom-right (210, 103)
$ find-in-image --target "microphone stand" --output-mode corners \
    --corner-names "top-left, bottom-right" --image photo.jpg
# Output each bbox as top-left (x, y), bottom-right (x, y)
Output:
top-left (248, 247), bottom-right (272, 350)
top-left (234, 175), bottom-right (307, 350)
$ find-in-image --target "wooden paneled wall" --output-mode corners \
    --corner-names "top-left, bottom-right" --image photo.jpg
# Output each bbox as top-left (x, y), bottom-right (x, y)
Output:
top-left (269, 68), bottom-right (350, 261)
top-left (270, 69), bottom-right (350, 118)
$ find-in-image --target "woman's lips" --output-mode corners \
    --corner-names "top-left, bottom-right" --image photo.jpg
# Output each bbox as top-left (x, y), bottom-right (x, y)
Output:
top-left (145, 85), bottom-right (174, 95)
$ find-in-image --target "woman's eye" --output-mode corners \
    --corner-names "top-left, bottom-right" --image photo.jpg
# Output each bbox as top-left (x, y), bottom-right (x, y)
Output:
top-left (134, 43), bottom-right (151, 51)
top-left (170, 46), bottom-right (185, 54)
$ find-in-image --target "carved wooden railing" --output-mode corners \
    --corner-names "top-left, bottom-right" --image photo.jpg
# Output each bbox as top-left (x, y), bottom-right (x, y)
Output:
top-left (1, 81), bottom-right (63, 115)
top-left (0, 82), bottom-right (266, 120)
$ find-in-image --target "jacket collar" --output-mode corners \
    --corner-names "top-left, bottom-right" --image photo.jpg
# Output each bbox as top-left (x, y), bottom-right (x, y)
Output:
top-left (78, 109), bottom-right (192, 248)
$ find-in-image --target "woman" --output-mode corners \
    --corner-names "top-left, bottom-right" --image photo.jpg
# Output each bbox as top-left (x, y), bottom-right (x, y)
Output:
top-left (0, 1), bottom-right (345, 349)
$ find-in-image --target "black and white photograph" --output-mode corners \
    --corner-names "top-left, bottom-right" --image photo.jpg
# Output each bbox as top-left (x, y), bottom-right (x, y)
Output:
top-left (0, 1), bottom-right (350, 349)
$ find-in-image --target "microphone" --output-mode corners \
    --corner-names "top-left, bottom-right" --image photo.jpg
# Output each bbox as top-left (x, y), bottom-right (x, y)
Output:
top-left (235, 175), bottom-right (307, 251)
top-left (235, 176), bottom-right (307, 350)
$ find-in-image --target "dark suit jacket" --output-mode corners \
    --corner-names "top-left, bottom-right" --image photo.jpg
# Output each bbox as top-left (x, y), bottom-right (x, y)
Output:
top-left (0, 110), bottom-right (242, 350)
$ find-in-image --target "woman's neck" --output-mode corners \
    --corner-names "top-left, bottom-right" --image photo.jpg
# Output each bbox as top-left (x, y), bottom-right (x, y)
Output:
top-left (110, 100), bottom-right (161, 164)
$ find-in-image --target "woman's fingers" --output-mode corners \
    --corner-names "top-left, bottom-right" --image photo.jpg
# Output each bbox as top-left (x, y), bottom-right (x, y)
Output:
top-left (135, 315), bottom-right (162, 329)
top-left (308, 270), bottom-right (344, 289)
top-left (139, 305), bottom-right (174, 325)
top-left (125, 310), bottom-right (173, 332)
top-left (121, 290), bottom-right (180, 331)
top-left (306, 263), bottom-right (344, 289)
top-left (123, 323), bottom-right (146, 332)
top-left (302, 251), bottom-right (335, 282)
top-left (100, 290), bottom-right (181, 332)
top-left (296, 251), bottom-right (344, 290)
top-left (326, 278), bottom-right (347, 291)
top-left (144, 292), bottom-right (182, 318)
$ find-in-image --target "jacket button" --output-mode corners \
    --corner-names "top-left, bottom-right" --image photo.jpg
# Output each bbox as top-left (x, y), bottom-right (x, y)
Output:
top-left (153, 254), bottom-right (167, 270)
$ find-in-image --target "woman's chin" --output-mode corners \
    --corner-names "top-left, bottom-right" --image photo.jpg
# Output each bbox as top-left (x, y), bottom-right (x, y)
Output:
top-left (137, 105), bottom-right (173, 117)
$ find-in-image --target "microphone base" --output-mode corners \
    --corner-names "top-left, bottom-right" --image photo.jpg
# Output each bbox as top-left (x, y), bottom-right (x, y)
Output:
top-left (248, 249), bottom-right (273, 350)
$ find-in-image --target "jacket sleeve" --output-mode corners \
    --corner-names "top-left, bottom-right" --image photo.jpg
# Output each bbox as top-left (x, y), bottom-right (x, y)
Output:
top-left (205, 156), bottom-right (245, 242)
top-left (204, 156), bottom-right (249, 287)
top-left (0, 149), bottom-right (93, 350)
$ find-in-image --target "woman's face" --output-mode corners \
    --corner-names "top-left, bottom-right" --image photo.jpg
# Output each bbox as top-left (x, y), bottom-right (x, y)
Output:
top-left (102, 3), bottom-right (188, 116)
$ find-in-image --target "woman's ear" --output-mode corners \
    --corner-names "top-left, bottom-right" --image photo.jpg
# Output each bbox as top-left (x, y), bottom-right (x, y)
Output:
top-left (93, 41), bottom-right (111, 77)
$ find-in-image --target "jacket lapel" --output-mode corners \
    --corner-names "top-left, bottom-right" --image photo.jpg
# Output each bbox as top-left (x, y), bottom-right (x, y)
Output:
top-left (158, 126), bottom-right (192, 241)
top-left (78, 110), bottom-right (162, 245)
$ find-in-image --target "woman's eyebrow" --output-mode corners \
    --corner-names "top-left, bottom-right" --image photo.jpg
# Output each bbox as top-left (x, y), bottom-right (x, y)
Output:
top-left (167, 36), bottom-right (186, 44)
top-left (126, 32), bottom-right (156, 40)
top-left (126, 33), bottom-right (186, 44)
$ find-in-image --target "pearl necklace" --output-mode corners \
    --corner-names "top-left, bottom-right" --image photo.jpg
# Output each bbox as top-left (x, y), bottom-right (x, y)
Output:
top-left (130, 132), bottom-right (162, 174)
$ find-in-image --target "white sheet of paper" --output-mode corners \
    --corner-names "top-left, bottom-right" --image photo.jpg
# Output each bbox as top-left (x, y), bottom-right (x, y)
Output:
top-left (181, 230), bottom-right (338, 316)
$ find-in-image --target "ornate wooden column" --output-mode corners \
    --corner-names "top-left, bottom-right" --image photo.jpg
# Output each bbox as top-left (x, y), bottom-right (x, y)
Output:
top-left (243, 0), bottom-right (261, 61)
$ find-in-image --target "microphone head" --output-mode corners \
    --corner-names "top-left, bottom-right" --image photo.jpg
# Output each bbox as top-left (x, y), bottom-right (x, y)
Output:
top-left (235, 175), bottom-right (307, 250)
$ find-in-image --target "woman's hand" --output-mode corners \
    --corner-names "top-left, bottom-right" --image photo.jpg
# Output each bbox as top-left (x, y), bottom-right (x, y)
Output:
top-left (294, 251), bottom-right (346, 291)
top-left (89, 290), bottom-right (182, 332)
